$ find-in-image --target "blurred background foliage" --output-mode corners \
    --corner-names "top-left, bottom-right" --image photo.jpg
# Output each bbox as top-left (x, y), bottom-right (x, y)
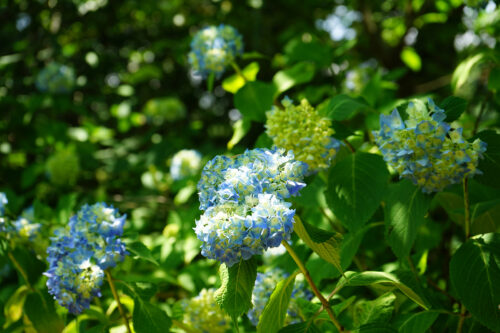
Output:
top-left (0, 0), bottom-right (499, 331)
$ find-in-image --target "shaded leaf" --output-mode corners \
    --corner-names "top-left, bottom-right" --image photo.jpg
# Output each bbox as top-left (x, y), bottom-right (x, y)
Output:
top-left (133, 298), bottom-right (172, 333)
top-left (127, 241), bottom-right (159, 266)
top-left (398, 311), bottom-right (439, 333)
top-left (234, 81), bottom-right (276, 122)
top-left (324, 94), bottom-right (371, 121)
top-left (385, 180), bottom-right (432, 258)
top-left (449, 233), bottom-right (500, 332)
top-left (439, 96), bottom-right (467, 122)
top-left (326, 152), bottom-right (390, 230)
top-left (24, 292), bottom-right (64, 333)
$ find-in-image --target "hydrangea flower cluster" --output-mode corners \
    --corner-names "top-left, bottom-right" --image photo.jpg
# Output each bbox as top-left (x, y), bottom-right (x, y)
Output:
top-left (35, 62), bottom-right (76, 94)
top-left (247, 267), bottom-right (313, 326)
top-left (374, 99), bottom-right (487, 193)
top-left (266, 98), bottom-right (341, 173)
top-left (170, 149), bottom-right (202, 181)
top-left (188, 24), bottom-right (243, 78)
top-left (181, 288), bottom-right (230, 333)
top-left (45, 203), bottom-right (128, 314)
top-left (46, 148), bottom-right (81, 186)
top-left (0, 192), bottom-right (7, 216)
top-left (0, 194), bottom-right (41, 243)
top-left (195, 148), bottom-right (308, 267)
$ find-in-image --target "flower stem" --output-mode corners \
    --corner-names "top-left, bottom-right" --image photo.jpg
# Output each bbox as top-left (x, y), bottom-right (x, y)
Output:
top-left (172, 319), bottom-right (198, 333)
top-left (282, 240), bottom-right (344, 332)
top-left (105, 270), bottom-right (132, 333)
top-left (8, 252), bottom-right (32, 290)
top-left (456, 304), bottom-right (467, 333)
top-left (230, 62), bottom-right (247, 83)
top-left (463, 177), bottom-right (470, 239)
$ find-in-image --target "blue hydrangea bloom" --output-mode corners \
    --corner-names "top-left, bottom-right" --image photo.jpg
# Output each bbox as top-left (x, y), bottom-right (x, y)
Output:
top-left (195, 148), bottom-right (308, 267)
top-left (188, 24), bottom-right (243, 78)
top-left (0, 192), bottom-right (7, 216)
top-left (247, 268), bottom-right (313, 326)
top-left (374, 98), bottom-right (487, 193)
top-left (36, 62), bottom-right (75, 94)
top-left (45, 203), bottom-right (128, 314)
top-left (170, 149), bottom-right (202, 181)
top-left (0, 201), bottom-right (41, 243)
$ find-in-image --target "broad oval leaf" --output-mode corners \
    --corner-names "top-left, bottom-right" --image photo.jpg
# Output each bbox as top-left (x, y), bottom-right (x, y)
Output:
top-left (474, 131), bottom-right (500, 189)
top-left (24, 292), bottom-right (64, 333)
top-left (335, 271), bottom-right (428, 309)
top-left (450, 233), bottom-right (500, 332)
top-left (326, 152), bottom-right (390, 230)
top-left (3, 285), bottom-right (29, 327)
top-left (293, 216), bottom-right (343, 272)
top-left (272, 61), bottom-right (315, 96)
top-left (398, 311), bottom-right (439, 333)
top-left (257, 272), bottom-right (297, 333)
top-left (439, 96), bottom-right (467, 122)
top-left (234, 81), bottom-right (276, 122)
top-left (126, 241), bottom-right (159, 266)
top-left (323, 94), bottom-right (371, 121)
top-left (385, 180), bottom-right (432, 259)
top-left (133, 298), bottom-right (172, 333)
top-left (215, 258), bottom-right (258, 321)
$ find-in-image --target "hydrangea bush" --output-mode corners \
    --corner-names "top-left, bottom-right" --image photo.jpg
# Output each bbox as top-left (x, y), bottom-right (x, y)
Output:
top-left (2, 2), bottom-right (500, 333)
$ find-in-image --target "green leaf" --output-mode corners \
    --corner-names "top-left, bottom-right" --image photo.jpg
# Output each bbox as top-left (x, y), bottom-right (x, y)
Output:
top-left (234, 81), bottom-right (276, 122)
top-left (326, 152), bottom-right (390, 230)
top-left (228, 119), bottom-right (251, 150)
top-left (354, 323), bottom-right (398, 333)
top-left (449, 233), bottom-right (500, 332)
top-left (439, 96), bottom-right (467, 122)
top-left (24, 292), bottom-right (64, 333)
top-left (272, 61), bottom-right (315, 96)
top-left (222, 62), bottom-right (260, 94)
top-left (278, 321), bottom-right (322, 333)
top-left (488, 67), bottom-right (500, 91)
top-left (385, 180), bottom-right (432, 258)
top-left (293, 216), bottom-right (343, 272)
top-left (398, 311), bottom-right (439, 333)
top-left (133, 298), bottom-right (172, 333)
top-left (126, 241), bottom-right (159, 266)
top-left (400, 47), bottom-right (421, 72)
top-left (451, 53), bottom-right (487, 94)
top-left (215, 258), bottom-right (258, 322)
top-left (257, 272), bottom-right (297, 333)
top-left (323, 94), bottom-right (371, 121)
top-left (207, 72), bottom-right (215, 92)
top-left (474, 131), bottom-right (500, 189)
top-left (352, 292), bottom-right (395, 326)
top-left (335, 271), bottom-right (429, 309)
top-left (3, 285), bottom-right (29, 328)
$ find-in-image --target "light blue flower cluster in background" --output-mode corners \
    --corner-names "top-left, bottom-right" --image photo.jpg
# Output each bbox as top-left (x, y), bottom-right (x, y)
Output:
top-left (195, 148), bottom-right (308, 267)
top-left (0, 192), bottom-right (7, 216)
top-left (170, 149), bottom-right (202, 181)
top-left (45, 203), bottom-right (128, 314)
top-left (0, 193), bottom-right (41, 242)
top-left (374, 98), bottom-right (487, 193)
top-left (188, 24), bottom-right (243, 78)
top-left (247, 267), bottom-right (313, 326)
top-left (36, 62), bottom-right (76, 94)
top-left (181, 288), bottom-right (230, 333)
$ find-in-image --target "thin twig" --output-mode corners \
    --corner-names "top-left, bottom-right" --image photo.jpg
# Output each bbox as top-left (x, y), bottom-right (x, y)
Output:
top-left (105, 270), bottom-right (132, 333)
top-left (343, 140), bottom-right (355, 153)
top-left (463, 177), bottom-right (470, 240)
top-left (282, 240), bottom-right (344, 332)
top-left (8, 252), bottom-right (32, 290)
